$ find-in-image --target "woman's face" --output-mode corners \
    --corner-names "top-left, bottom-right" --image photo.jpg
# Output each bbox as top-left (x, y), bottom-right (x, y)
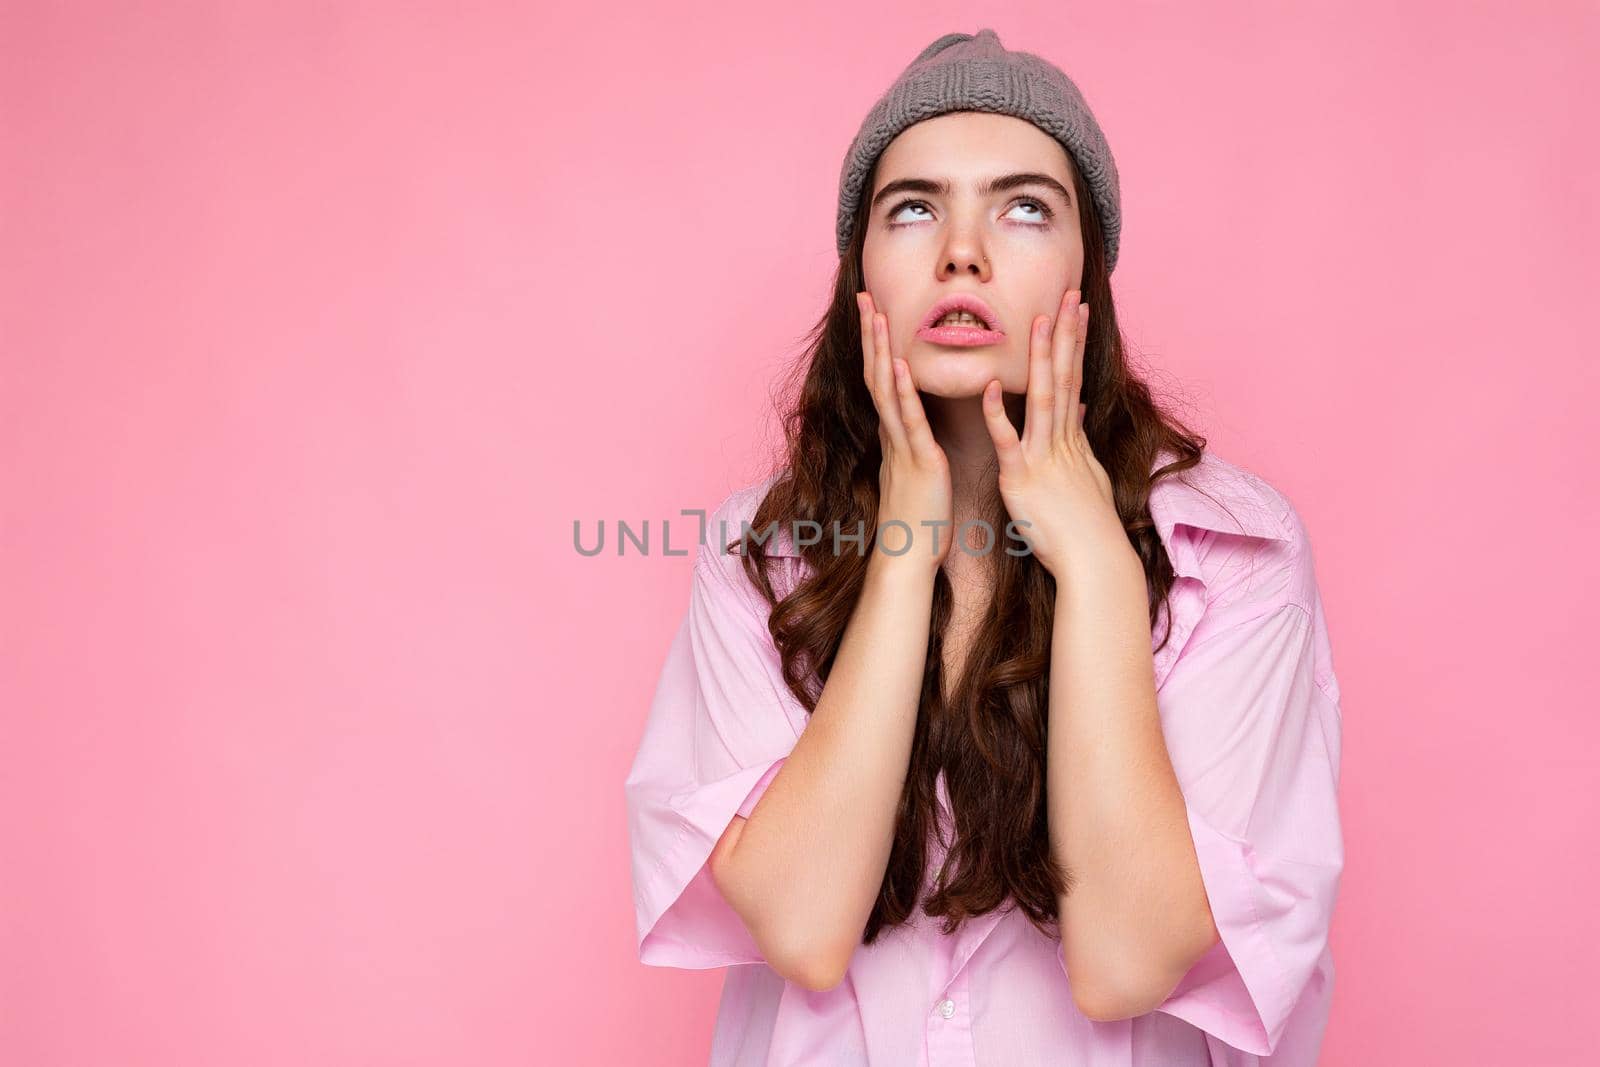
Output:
top-left (860, 111), bottom-right (1084, 400)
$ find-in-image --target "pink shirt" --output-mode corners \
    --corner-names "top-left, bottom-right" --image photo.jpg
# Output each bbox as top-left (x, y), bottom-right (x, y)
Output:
top-left (624, 449), bottom-right (1344, 1066)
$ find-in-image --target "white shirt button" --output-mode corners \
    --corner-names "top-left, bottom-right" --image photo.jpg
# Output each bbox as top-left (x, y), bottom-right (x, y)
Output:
top-left (937, 998), bottom-right (955, 1019)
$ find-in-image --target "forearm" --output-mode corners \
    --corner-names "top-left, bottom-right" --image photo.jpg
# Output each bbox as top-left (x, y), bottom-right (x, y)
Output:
top-left (713, 556), bottom-right (934, 988)
top-left (1047, 547), bottom-right (1215, 1016)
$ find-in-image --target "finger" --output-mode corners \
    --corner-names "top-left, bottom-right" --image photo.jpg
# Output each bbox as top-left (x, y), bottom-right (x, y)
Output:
top-left (981, 378), bottom-right (1023, 478)
top-left (857, 294), bottom-right (899, 450)
top-left (873, 312), bottom-right (909, 453)
top-left (1067, 300), bottom-right (1088, 438)
top-left (891, 356), bottom-right (938, 459)
top-left (1023, 313), bottom-right (1054, 457)
top-left (856, 292), bottom-right (875, 392)
top-left (1051, 289), bottom-right (1081, 443)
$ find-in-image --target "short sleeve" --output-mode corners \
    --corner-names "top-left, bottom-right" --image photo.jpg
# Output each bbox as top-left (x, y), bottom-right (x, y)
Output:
top-left (1142, 541), bottom-right (1345, 1056)
top-left (623, 506), bottom-right (807, 970)
top-left (736, 757), bottom-right (788, 820)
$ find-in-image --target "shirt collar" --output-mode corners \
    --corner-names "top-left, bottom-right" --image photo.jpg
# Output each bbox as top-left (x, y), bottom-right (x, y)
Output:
top-left (1146, 448), bottom-right (1291, 547)
top-left (743, 449), bottom-right (1290, 563)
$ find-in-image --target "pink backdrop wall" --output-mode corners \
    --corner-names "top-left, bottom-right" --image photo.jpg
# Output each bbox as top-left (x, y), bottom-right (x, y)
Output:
top-left (4, 3), bottom-right (1596, 1064)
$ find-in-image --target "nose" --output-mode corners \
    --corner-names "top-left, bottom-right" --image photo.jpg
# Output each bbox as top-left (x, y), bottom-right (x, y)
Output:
top-left (939, 245), bottom-right (991, 281)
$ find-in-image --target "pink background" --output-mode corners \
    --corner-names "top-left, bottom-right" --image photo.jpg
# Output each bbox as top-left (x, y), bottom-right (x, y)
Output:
top-left (4, 4), bottom-right (1596, 1065)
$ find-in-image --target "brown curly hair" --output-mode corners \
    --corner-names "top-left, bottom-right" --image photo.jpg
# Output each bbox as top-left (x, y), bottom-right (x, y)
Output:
top-left (724, 152), bottom-right (1208, 947)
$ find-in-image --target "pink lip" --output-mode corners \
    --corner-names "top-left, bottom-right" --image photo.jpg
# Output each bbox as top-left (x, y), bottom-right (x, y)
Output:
top-left (915, 323), bottom-right (1008, 346)
top-left (916, 293), bottom-right (1006, 347)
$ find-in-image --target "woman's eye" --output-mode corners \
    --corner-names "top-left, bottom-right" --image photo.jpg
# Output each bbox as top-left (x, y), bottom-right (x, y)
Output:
top-left (1005, 199), bottom-right (1055, 224)
top-left (888, 200), bottom-right (933, 224)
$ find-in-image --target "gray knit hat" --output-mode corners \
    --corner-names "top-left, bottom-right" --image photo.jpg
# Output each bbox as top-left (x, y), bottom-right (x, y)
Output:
top-left (836, 28), bottom-right (1123, 272)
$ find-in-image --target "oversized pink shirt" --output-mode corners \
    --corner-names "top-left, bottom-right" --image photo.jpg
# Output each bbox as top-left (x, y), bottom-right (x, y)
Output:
top-left (624, 450), bottom-right (1344, 1066)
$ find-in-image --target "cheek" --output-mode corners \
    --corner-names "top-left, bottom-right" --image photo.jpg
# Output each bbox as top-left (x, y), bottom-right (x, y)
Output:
top-left (873, 284), bottom-right (929, 347)
top-left (996, 317), bottom-right (1057, 392)
top-left (1000, 343), bottom-right (1034, 391)
top-left (862, 233), bottom-right (920, 279)
top-left (1017, 243), bottom-right (1084, 299)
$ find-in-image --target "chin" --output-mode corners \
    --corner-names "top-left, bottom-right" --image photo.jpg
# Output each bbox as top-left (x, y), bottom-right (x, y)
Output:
top-left (909, 347), bottom-right (1025, 398)
top-left (915, 361), bottom-right (1011, 398)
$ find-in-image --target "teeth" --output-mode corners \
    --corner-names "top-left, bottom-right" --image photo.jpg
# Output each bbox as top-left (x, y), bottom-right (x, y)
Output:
top-left (935, 311), bottom-right (987, 328)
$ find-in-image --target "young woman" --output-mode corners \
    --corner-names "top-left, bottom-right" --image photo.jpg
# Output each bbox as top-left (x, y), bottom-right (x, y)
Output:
top-left (625, 28), bottom-right (1343, 1067)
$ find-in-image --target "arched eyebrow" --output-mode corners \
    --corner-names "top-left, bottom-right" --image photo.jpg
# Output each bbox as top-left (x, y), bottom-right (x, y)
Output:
top-left (869, 172), bottom-right (1073, 211)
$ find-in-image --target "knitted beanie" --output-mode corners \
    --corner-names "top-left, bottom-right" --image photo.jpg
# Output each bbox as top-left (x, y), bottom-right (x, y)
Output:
top-left (835, 28), bottom-right (1123, 272)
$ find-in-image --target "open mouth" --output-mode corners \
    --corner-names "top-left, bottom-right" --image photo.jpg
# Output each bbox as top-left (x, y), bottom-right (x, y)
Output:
top-left (919, 294), bottom-right (1004, 335)
top-left (930, 310), bottom-right (993, 329)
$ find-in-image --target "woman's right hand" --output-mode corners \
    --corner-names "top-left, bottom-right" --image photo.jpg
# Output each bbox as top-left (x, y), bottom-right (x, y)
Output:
top-left (857, 291), bottom-right (953, 574)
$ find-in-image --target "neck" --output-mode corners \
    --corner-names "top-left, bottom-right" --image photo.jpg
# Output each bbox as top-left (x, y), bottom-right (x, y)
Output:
top-left (920, 391), bottom-right (1027, 521)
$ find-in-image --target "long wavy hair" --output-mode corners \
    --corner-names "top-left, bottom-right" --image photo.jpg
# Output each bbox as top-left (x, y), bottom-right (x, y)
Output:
top-left (726, 148), bottom-right (1208, 946)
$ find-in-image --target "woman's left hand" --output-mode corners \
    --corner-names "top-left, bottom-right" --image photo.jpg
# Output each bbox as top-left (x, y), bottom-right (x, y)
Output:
top-left (981, 289), bottom-right (1132, 583)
